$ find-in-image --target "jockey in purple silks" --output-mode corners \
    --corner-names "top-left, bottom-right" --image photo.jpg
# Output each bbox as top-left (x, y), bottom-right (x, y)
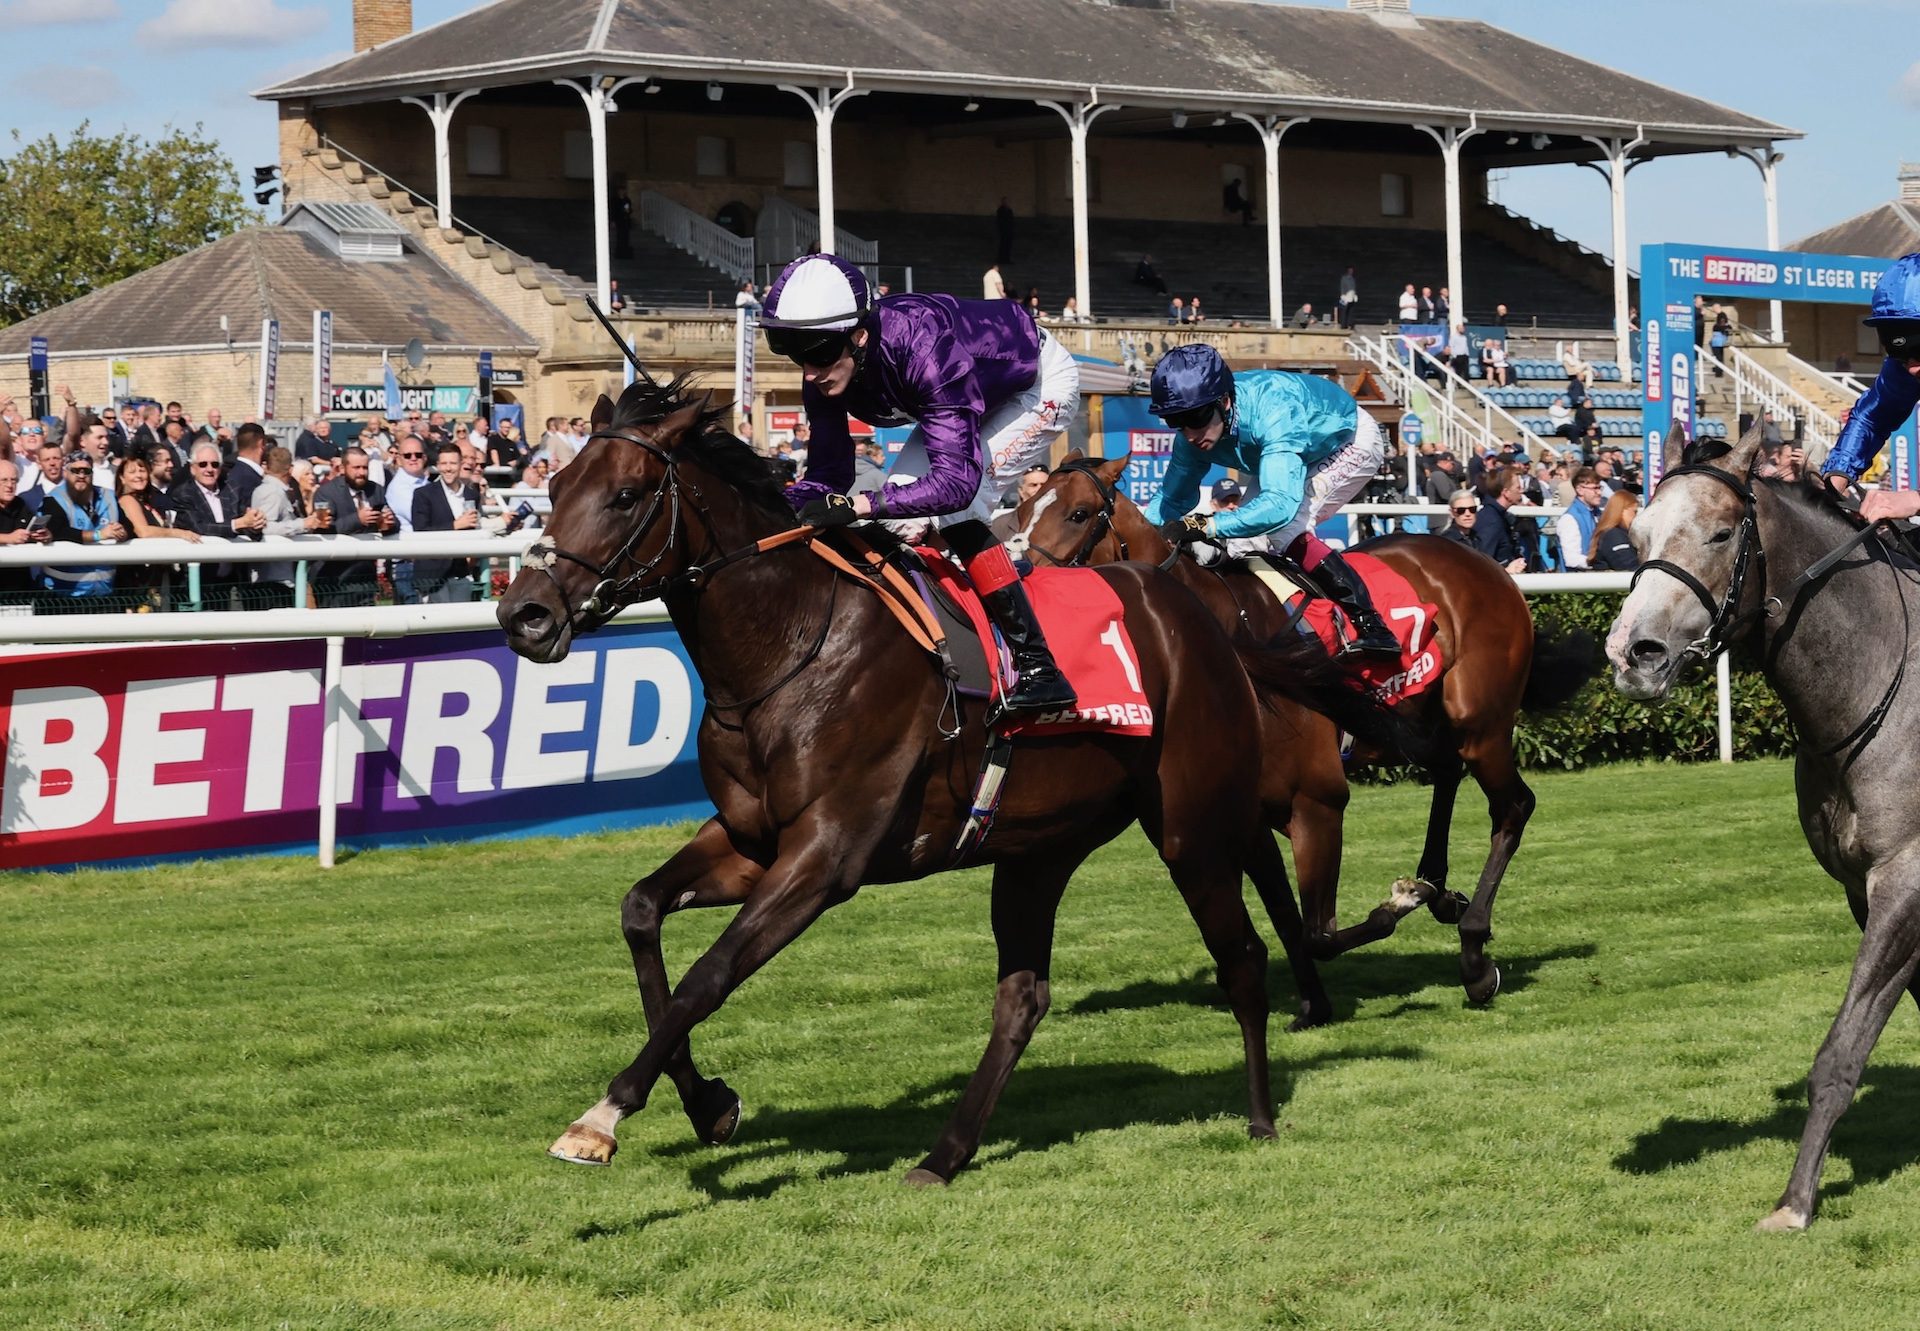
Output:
top-left (763, 252), bottom-right (1080, 722)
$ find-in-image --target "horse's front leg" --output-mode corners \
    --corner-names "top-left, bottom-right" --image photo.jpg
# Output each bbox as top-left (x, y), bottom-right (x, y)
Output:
top-left (621, 817), bottom-right (767, 1145)
top-left (550, 835), bottom-right (852, 1166)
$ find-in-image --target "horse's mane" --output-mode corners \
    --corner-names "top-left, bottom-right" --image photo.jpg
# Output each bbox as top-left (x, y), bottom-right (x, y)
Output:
top-left (610, 369), bottom-right (797, 525)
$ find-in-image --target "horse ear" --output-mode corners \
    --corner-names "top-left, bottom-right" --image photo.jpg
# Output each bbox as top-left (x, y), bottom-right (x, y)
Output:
top-left (1661, 420), bottom-right (1688, 474)
top-left (590, 394), bottom-right (615, 431)
top-left (646, 393), bottom-right (712, 448)
top-left (1096, 449), bottom-right (1133, 484)
top-left (1061, 447), bottom-right (1086, 465)
top-left (1726, 412), bottom-right (1768, 474)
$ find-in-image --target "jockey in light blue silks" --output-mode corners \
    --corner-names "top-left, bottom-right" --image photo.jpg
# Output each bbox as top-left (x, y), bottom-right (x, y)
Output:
top-left (1821, 252), bottom-right (1920, 524)
top-left (760, 252), bottom-right (1080, 721)
top-left (1143, 343), bottom-right (1400, 657)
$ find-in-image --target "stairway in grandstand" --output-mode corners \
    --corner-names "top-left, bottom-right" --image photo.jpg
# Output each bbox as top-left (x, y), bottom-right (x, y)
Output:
top-left (452, 196), bottom-right (744, 311)
top-left (840, 212), bottom-right (1614, 327)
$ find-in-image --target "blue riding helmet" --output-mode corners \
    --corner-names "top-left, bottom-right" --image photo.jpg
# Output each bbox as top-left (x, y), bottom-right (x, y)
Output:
top-left (1863, 252), bottom-right (1920, 325)
top-left (1150, 344), bottom-right (1234, 419)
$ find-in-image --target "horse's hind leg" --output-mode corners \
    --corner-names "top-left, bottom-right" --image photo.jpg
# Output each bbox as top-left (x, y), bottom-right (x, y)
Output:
top-left (1763, 872), bottom-right (1920, 1231)
top-left (1456, 732), bottom-right (1535, 1006)
top-left (1245, 829), bottom-right (1332, 1030)
top-left (1417, 753), bottom-right (1471, 925)
top-left (909, 853), bottom-right (1077, 1186)
top-left (621, 818), bottom-right (765, 1145)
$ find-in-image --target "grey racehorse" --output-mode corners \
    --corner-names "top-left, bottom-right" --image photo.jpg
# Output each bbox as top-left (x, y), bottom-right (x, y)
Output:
top-left (1608, 418), bottom-right (1920, 1230)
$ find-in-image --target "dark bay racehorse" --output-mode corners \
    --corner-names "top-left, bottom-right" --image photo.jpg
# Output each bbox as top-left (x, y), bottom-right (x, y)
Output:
top-left (1014, 452), bottom-right (1592, 1004)
top-left (1610, 420), bottom-right (1920, 1230)
top-left (496, 377), bottom-right (1404, 1183)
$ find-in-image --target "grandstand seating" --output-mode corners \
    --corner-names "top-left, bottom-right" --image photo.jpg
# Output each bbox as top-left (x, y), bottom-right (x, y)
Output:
top-left (453, 195), bottom-right (747, 308)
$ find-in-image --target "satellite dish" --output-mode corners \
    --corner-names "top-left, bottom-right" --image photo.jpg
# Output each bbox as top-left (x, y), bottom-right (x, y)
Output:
top-left (404, 338), bottom-right (427, 369)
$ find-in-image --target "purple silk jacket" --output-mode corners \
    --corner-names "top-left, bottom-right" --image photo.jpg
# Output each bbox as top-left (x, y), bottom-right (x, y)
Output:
top-left (783, 293), bottom-right (1041, 518)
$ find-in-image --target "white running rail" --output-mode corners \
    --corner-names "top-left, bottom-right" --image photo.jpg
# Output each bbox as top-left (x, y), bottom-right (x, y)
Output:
top-left (755, 197), bottom-right (879, 267)
top-left (639, 191), bottom-right (755, 283)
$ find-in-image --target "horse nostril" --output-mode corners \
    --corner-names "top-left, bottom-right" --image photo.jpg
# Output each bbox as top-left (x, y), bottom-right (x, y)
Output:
top-left (509, 601), bottom-right (553, 637)
top-left (1627, 639), bottom-right (1667, 668)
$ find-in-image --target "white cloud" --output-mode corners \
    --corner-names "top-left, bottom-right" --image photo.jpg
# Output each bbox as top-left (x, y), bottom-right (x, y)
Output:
top-left (40, 65), bottom-right (122, 111)
top-left (1901, 60), bottom-right (1920, 110)
top-left (0, 0), bottom-right (119, 25)
top-left (138, 0), bottom-right (327, 50)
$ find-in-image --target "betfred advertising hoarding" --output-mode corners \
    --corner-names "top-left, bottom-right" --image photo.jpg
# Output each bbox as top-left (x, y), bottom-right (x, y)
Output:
top-left (0, 621), bottom-right (710, 870)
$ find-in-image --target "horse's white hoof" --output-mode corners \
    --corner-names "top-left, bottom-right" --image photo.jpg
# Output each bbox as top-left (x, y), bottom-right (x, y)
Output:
top-left (1755, 1205), bottom-right (1809, 1233)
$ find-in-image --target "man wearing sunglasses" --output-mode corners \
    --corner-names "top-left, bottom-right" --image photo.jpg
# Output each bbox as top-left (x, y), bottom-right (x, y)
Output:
top-left (1823, 252), bottom-right (1920, 523)
top-left (1143, 343), bottom-right (1399, 657)
top-left (761, 252), bottom-right (1080, 722)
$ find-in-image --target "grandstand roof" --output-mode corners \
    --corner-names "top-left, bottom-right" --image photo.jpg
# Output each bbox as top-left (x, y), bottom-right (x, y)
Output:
top-left (257, 0), bottom-right (1793, 146)
top-left (0, 228), bottom-right (537, 356)
top-left (1788, 202), bottom-right (1920, 260)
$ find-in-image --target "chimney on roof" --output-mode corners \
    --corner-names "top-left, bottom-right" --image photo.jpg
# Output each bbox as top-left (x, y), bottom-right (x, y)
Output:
top-left (1348, 0), bottom-right (1412, 10)
top-left (1901, 163), bottom-right (1920, 205)
top-left (353, 0), bottom-right (411, 52)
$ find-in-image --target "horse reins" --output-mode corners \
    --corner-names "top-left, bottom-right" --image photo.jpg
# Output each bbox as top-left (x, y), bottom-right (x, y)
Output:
top-left (1637, 462), bottom-right (1909, 758)
top-left (1025, 458), bottom-right (1129, 569)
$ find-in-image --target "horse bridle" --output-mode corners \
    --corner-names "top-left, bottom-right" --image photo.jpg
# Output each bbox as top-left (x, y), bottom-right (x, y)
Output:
top-left (1025, 458), bottom-right (1130, 568)
top-left (1631, 463), bottom-right (1765, 668)
top-left (1636, 461), bottom-right (1910, 759)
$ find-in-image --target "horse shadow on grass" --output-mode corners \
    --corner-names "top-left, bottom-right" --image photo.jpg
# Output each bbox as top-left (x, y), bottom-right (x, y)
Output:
top-left (573, 1044), bottom-right (1421, 1237)
top-left (1070, 941), bottom-right (1599, 1024)
top-left (1615, 1065), bottom-right (1920, 1204)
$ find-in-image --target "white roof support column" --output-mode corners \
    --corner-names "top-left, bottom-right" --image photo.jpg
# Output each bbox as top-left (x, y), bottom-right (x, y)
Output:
top-left (779, 79), bottom-right (868, 257)
top-left (1037, 97), bottom-right (1120, 321)
top-left (1232, 113), bottom-right (1309, 327)
top-left (557, 77), bottom-right (619, 312)
top-left (1416, 121), bottom-right (1484, 330)
top-left (1581, 129), bottom-right (1647, 379)
top-left (400, 89), bottom-right (478, 230)
top-left (1732, 144), bottom-right (1786, 341)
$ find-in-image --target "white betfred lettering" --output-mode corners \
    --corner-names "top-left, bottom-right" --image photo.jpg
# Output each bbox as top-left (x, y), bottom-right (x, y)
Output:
top-left (397, 658), bottom-right (504, 799)
top-left (594, 648), bottom-right (693, 782)
top-left (502, 653), bottom-right (595, 790)
top-left (332, 662), bottom-right (407, 805)
top-left (223, 669), bottom-right (321, 813)
top-left (114, 677), bottom-right (216, 824)
top-left (2, 686), bottom-right (111, 834)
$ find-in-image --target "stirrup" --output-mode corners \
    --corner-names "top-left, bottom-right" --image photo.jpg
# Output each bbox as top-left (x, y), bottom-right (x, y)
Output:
top-left (987, 664), bottom-right (1077, 727)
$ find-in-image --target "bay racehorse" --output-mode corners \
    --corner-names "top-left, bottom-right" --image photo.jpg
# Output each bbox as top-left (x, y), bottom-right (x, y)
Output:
top-left (1013, 452), bottom-right (1592, 1004)
top-left (497, 376), bottom-right (1412, 1183)
top-left (1610, 420), bottom-right (1920, 1230)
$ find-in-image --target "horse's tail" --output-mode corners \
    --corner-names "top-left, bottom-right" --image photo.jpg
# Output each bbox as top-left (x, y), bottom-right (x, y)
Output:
top-left (1521, 625), bottom-right (1597, 713)
top-left (1232, 630), bottom-right (1444, 766)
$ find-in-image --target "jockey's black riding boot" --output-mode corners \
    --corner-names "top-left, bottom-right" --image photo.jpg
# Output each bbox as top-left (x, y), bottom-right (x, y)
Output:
top-left (980, 580), bottom-right (1079, 722)
top-left (1315, 549), bottom-right (1402, 658)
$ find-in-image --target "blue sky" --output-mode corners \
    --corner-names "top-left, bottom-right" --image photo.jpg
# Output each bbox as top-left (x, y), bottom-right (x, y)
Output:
top-left (2, 0), bottom-right (1915, 263)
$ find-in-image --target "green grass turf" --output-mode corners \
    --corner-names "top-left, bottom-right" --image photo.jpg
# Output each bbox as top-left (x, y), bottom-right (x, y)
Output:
top-left (4, 758), bottom-right (1918, 1330)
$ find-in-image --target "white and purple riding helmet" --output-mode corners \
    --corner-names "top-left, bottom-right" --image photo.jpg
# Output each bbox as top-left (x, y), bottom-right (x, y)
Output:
top-left (761, 254), bottom-right (874, 366)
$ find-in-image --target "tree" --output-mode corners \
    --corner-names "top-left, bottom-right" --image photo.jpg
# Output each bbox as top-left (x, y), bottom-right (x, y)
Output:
top-left (0, 123), bottom-right (256, 327)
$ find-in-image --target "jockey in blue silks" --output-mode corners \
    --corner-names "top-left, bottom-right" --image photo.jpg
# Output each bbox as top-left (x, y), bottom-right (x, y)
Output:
top-left (1143, 343), bottom-right (1400, 657)
top-left (760, 252), bottom-right (1080, 721)
top-left (1821, 252), bottom-right (1920, 524)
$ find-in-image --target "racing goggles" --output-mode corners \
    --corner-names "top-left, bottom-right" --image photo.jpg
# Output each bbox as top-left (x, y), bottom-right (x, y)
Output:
top-left (1159, 403), bottom-right (1219, 432)
top-left (765, 326), bottom-right (853, 368)
top-left (1878, 322), bottom-right (1920, 363)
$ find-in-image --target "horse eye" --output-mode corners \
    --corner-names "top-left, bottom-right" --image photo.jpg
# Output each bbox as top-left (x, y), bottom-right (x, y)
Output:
top-left (1068, 508), bottom-right (1090, 524)
top-left (1707, 528), bottom-right (1733, 545)
top-left (612, 487), bottom-right (640, 511)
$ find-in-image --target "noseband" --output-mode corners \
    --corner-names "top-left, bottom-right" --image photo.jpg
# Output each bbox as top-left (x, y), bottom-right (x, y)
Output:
top-left (1026, 458), bottom-right (1130, 568)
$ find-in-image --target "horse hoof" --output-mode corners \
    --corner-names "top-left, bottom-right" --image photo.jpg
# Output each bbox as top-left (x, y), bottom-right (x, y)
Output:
top-left (1288, 1005), bottom-right (1334, 1033)
top-left (1248, 1122), bottom-right (1278, 1141)
top-left (1756, 1206), bottom-right (1810, 1233)
top-left (1465, 964), bottom-right (1501, 1006)
top-left (692, 1080), bottom-right (743, 1146)
top-left (548, 1123), bottom-right (618, 1166)
top-left (1389, 877), bottom-right (1434, 913)
top-left (902, 1166), bottom-right (950, 1189)
top-left (1428, 890), bottom-right (1470, 925)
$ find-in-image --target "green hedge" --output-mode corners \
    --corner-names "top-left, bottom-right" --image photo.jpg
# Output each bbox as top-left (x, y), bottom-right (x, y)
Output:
top-left (1355, 593), bottom-right (1794, 784)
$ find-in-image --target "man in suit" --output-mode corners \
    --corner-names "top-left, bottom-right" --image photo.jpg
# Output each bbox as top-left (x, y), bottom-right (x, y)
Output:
top-left (170, 439), bottom-right (265, 608)
top-left (227, 422), bottom-right (268, 498)
top-left (311, 445), bottom-right (395, 606)
top-left (411, 439), bottom-right (481, 603)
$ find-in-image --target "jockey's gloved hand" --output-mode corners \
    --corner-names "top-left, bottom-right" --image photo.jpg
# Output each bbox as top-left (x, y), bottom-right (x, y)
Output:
top-left (1190, 540), bottom-right (1226, 568)
top-left (1158, 514), bottom-right (1211, 545)
top-left (800, 494), bottom-right (861, 529)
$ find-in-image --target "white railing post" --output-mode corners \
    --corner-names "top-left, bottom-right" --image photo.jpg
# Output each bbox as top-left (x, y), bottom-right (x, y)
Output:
top-left (1716, 650), bottom-right (1734, 764)
top-left (317, 634), bottom-right (345, 868)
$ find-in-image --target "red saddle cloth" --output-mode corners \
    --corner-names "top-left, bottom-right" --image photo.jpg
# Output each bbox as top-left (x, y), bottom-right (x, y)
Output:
top-left (1287, 551), bottom-right (1443, 706)
top-left (915, 550), bottom-right (1155, 736)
